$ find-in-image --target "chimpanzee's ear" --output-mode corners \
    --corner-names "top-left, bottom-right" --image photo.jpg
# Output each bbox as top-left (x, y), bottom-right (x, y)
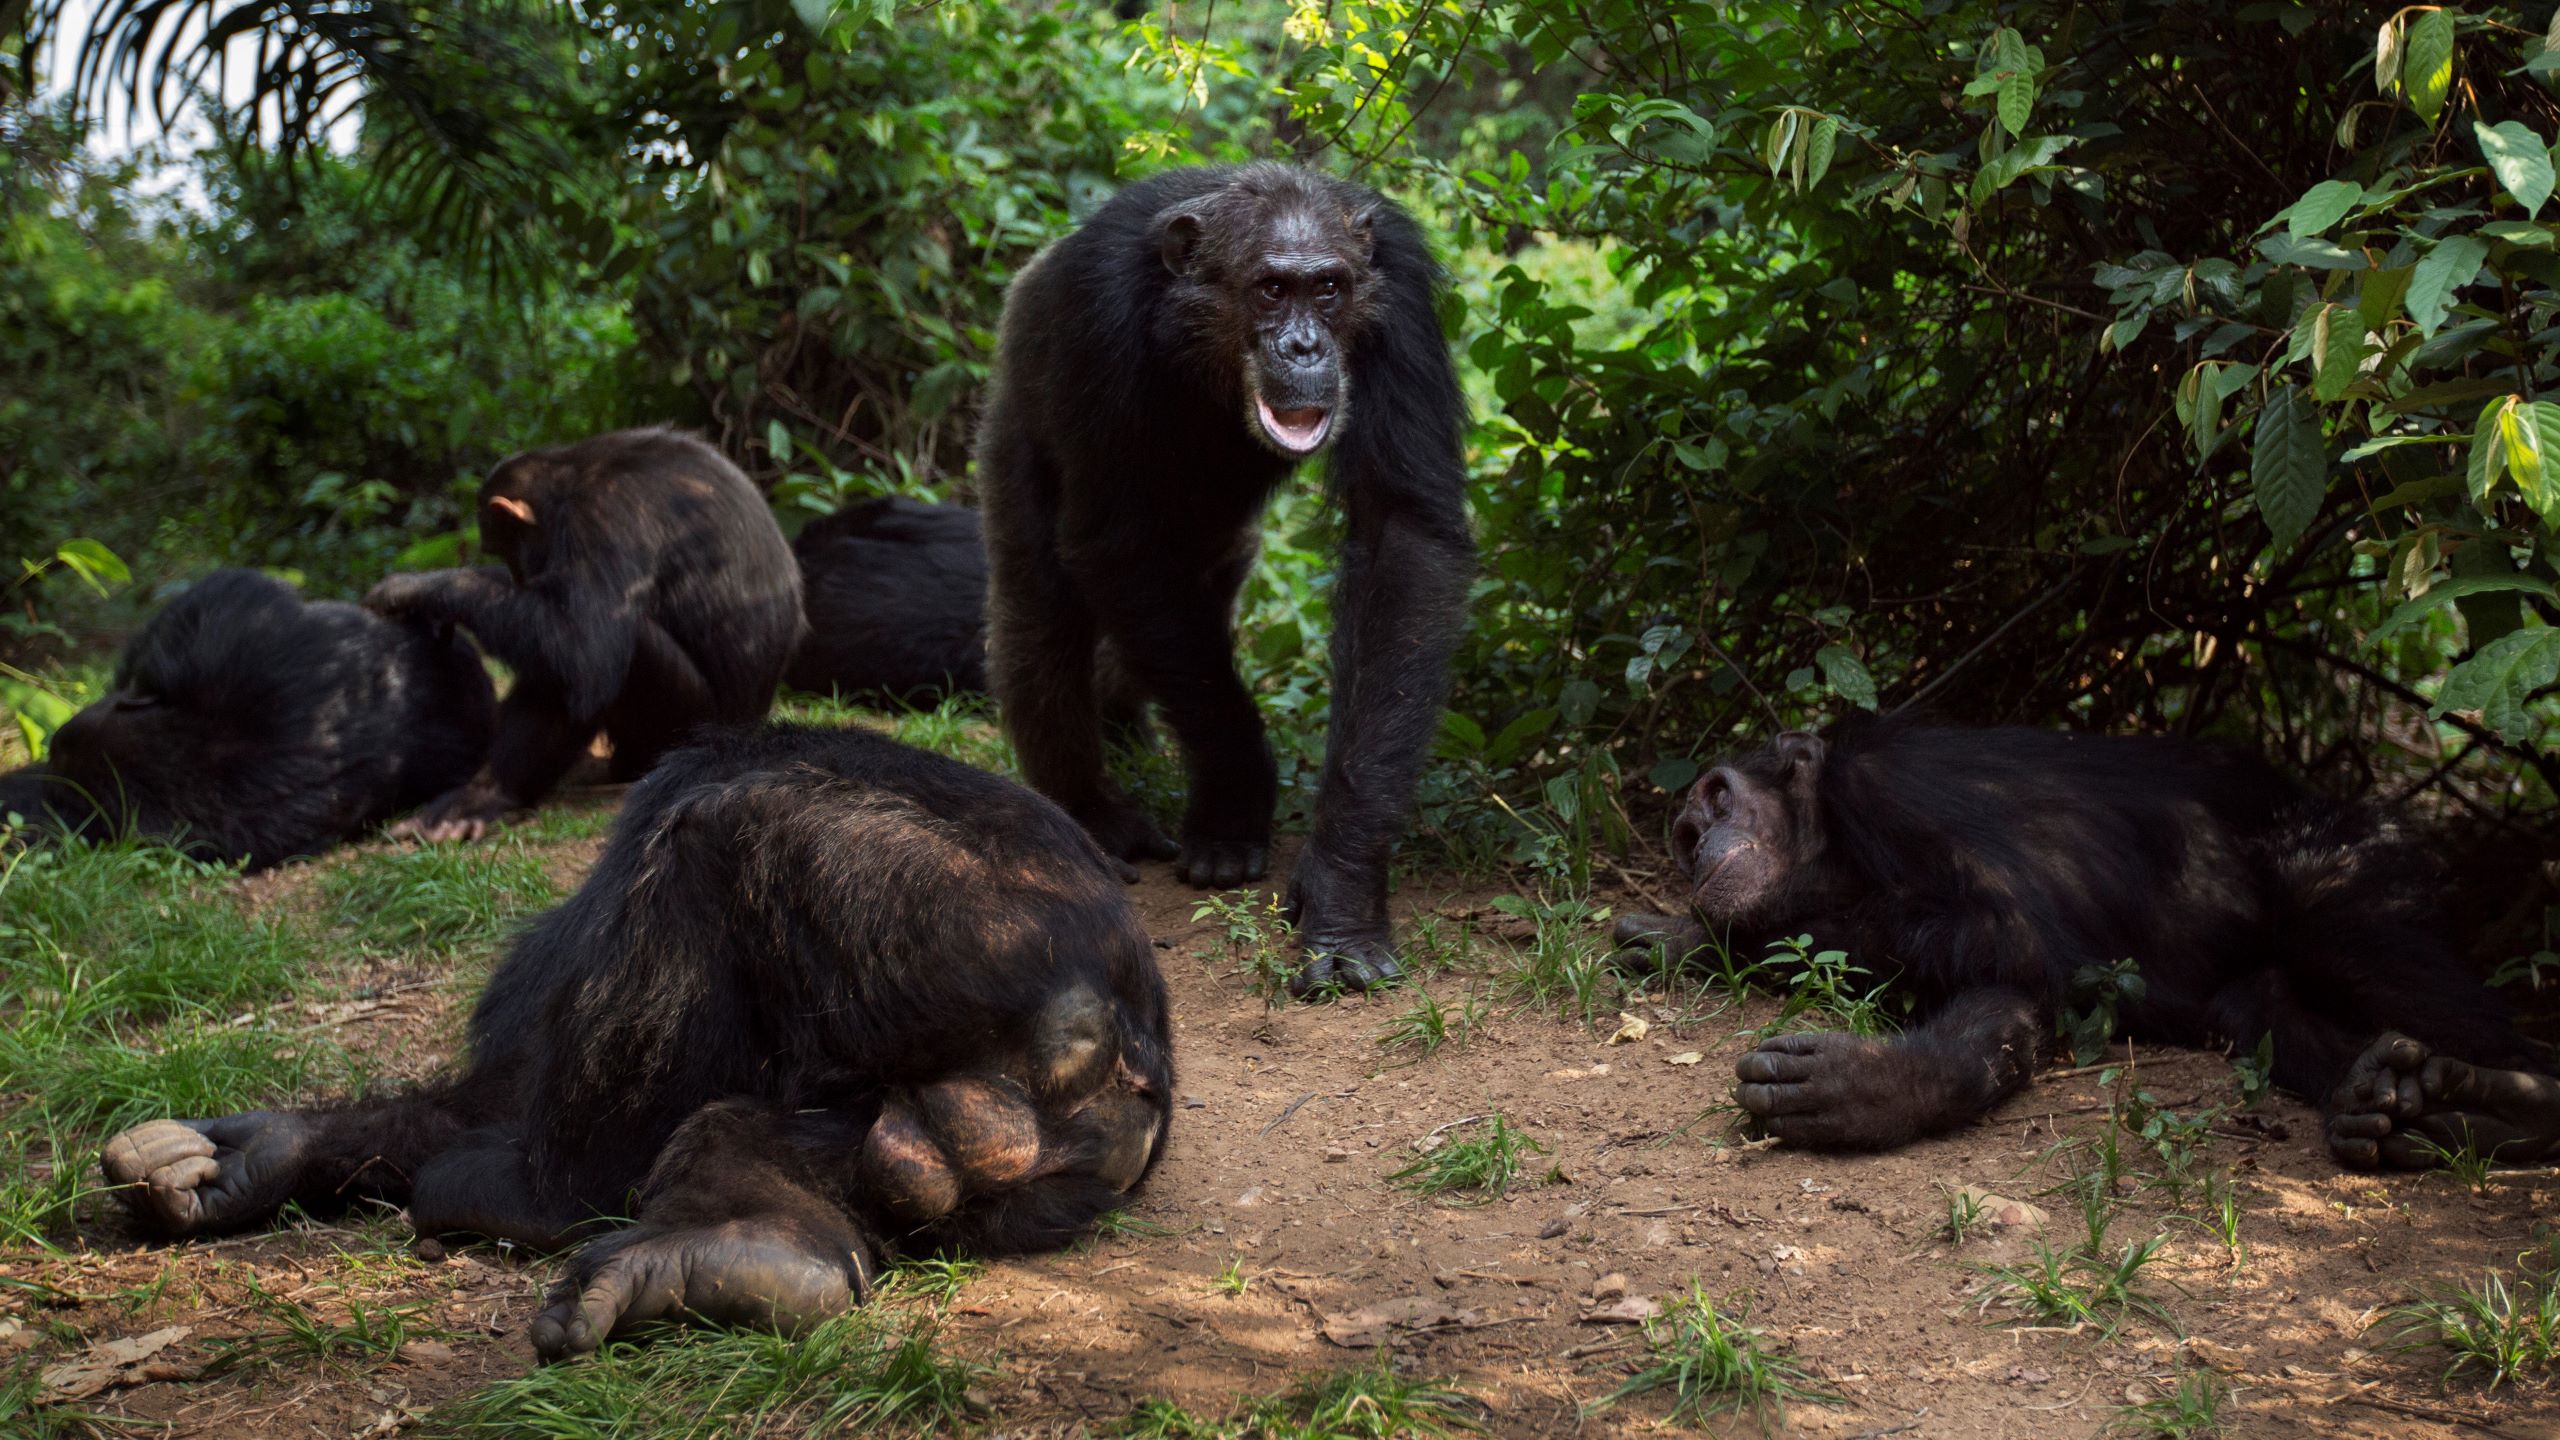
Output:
top-left (1345, 202), bottom-right (1379, 267)
top-left (1773, 730), bottom-right (1827, 781)
top-left (1155, 202), bottom-right (1209, 277)
top-left (487, 495), bottom-right (535, 526)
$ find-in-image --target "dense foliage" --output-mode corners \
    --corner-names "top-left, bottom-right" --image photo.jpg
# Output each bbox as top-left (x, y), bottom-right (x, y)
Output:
top-left (7, 0), bottom-right (2557, 839)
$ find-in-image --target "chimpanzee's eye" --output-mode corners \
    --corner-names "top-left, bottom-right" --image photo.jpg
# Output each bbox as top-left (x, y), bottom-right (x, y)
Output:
top-left (114, 690), bottom-right (160, 712)
top-left (1316, 278), bottom-right (1340, 301)
top-left (1257, 278), bottom-right (1286, 305)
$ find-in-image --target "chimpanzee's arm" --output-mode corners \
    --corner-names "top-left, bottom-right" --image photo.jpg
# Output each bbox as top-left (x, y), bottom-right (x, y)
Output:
top-left (1287, 321), bottom-right (1473, 994)
top-left (366, 566), bottom-right (638, 723)
top-left (1734, 987), bottom-right (2042, 1149)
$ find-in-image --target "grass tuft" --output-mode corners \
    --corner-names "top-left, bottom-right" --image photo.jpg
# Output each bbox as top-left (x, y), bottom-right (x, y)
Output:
top-left (1114, 1351), bottom-right (1483, 1438)
top-left (1584, 1283), bottom-right (1835, 1428)
top-left (1388, 1115), bottom-right (1543, 1204)
top-left (2383, 1233), bottom-right (2560, 1388)
top-left (2104, 1369), bottom-right (2232, 1437)
top-left (315, 842), bottom-right (559, 957)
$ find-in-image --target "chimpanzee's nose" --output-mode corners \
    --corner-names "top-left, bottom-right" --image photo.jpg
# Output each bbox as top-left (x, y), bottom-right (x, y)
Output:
top-left (1280, 328), bottom-right (1324, 365)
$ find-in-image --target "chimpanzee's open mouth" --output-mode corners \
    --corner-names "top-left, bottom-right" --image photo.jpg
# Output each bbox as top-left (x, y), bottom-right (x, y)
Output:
top-left (1255, 397), bottom-right (1333, 456)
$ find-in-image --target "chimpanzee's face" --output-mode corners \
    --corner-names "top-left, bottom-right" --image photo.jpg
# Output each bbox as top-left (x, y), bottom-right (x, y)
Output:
top-left (1157, 184), bottom-right (1379, 462)
top-left (1673, 731), bottom-right (1828, 924)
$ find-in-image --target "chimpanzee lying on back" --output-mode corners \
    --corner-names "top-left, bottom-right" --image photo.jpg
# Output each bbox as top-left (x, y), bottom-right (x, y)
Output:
top-left (365, 428), bottom-right (804, 841)
top-left (99, 724), bottom-right (1172, 1359)
top-left (1612, 722), bottom-right (2542, 1165)
top-left (0, 569), bottom-right (493, 870)
top-left (787, 496), bottom-right (989, 703)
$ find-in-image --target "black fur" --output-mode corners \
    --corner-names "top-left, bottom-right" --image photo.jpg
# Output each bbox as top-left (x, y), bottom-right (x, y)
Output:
top-left (1624, 722), bottom-right (2539, 1153)
top-left (365, 427), bottom-right (804, 834)
top-left (978, 162), bottom-right (1472, 995)
top-left (100, 724), bottom-right (1173, 1357)
top-left (0, 569), bottom-right (493, 869)
top-left (786, 497), bottom-right (988, 703)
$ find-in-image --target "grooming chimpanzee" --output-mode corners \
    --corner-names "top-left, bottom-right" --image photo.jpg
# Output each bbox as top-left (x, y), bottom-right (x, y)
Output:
top-left (99, 724), bottom-right (1172, 1358)
top-left (1611, 723), bottom-right (2543, 1164)
top-left (787, 496), bottom-right (989, 704)
top-left (0, 569), bottom-right (493, 869)
top-left (364, 427), bottom-right (803, 841)
top-left (979, 162), bottom-right (1472, 996)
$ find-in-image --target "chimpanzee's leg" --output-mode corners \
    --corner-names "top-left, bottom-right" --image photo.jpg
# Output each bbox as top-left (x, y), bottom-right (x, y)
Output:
top-left (1083, 536), bottom-right (1275, 891)
top-left (600, 621), bottom-right (722, 782)
top-left (395, 681), bottom-right (595, 842)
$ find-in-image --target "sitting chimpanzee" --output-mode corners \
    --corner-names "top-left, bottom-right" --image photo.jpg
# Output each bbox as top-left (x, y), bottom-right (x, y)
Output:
top-left (364, 428), bottom-right (804, 841)
top-left (0, 569), bottom-right (493, 870)
top-left (1612, 722), bottom-right (2544, 1164)
top-left (787, 496), bottom-right (989, 704)
top-left (98, 724), bottom-right (1171, 1359)
top-left (979, 163), bottom-right (1473, 997)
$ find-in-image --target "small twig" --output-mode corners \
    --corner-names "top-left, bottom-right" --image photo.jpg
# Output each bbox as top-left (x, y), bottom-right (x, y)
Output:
top-left (2334, 1390), bottom-right (2531, 1439)
top-left (1414, 1113), bottom-right (1490, 1148)
top-left (1844, 1424), bottom-right (1922, 1440)
top-left (1259, 1091), bottom-right (1320, 1138)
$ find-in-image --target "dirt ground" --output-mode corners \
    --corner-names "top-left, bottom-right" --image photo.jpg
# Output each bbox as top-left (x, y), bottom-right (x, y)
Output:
top-left (8, 798), bottom-right (2560, 1438)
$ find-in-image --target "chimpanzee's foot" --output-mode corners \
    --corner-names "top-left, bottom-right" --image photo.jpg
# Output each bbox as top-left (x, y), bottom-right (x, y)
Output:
top-left (1175, 835), bottom-right (1269, 890)
top-left (1608, 912), bottom-right (1712, 971)
top-left (1070, 797), bottom-right (1179, 881)
top-left (2330, 1033), bottom-right (2560, 1170)
top-left (1290, 931), bottom-right (1403, 998)
top-left (1734, 1032), bottom-right (1947, 1149)
top-left (100, 1113), bottom-right (314, 1237)
top-left (390, 776), bottom-right (517, 844)
top-left (530, 1216), bottom-right (871, 1361)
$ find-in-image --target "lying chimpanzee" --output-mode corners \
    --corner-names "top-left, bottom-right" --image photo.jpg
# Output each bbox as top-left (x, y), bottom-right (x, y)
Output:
top-left (100, 724), bottom-right (1171, 1358)
top-left (365, 428), bottom-right (804, 841)
top-left (786, 496), bottom-right (989, 704)
top-left (0, 569), bottom-right (493, 870)
top-left (1612, 722), bottom-right (2543, 1164)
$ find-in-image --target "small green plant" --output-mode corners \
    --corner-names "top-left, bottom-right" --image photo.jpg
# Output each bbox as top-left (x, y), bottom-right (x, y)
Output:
top-left (1389, 1115), bottom-right (1544, 1204)
top-left (1745, 934), bottom-right (1899, 1040)
top-left (1583, 1283), bottom-right (1836, 1428)
top-left (2383, 1233), bottom-right (2560, 1388)
top-left (883, 1255), bottom-right (983, 1304)
top-left (2105, 1369), bottom-right (2232, 1437)
top-left (2060, 959), bottom-right (2145, 1066)
top-left (1091, 1208), bottom-right (1176, 1241)
top-left (1214, 1256), bottom-right (1251, 1297)
top-left (2228, 1032), bottom-right (2276, 1109)
top-left (1113, 1351), bottom-right (1483, 1437)
top-left (1943, 1187), bottom-right (1987, 1246)
top-left (1490, 891), bottom-right (1616, 1028)
top-left (207, 1274), bottom-right (441, 1373)
top-left (1377, 986), bottom-right (1485, 1059)
top-left (2185, 1175), bottom-right (2246, 1269)
top-left (2420, 1132), bottom-right (2500, 1191)
top-left (2488, 950), bottom-right (2560, 993)
top-left (1978, 1235), bottom-right (2177, 1337)
top-left (2117, 1084), bottom-right (2224, 1205)
top-left (1193, 890), bottom-right (1303, 1005)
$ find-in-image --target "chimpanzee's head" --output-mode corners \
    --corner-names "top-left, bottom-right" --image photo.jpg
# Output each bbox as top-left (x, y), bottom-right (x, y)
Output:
top-left (1152, 165), bottom-right (1382, 462)
top-left (1671, 730), bottom-right (1828, 925)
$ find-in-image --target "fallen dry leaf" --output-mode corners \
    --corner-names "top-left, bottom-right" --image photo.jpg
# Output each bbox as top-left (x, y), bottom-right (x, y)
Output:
top-left (1580, 1295), bottom-right (1662, 1325)
top-left (42, 1326), bottom-right (191, 1401)
top-left (1606, 1012), bottom-right (1650, 1045)
top-left (1665, 1051), bottom-right (1704, 1066)
top-left (1956, 1184), bottom-right (2050, 1232)
top-left (1320, 1295), bottom-right (1478, 1348)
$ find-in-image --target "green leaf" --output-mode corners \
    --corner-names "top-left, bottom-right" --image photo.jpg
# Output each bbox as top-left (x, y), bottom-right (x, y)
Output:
top-left (2470, 398), bottom-right (2513, 502)
top-left (1814, 644), bottom-right (1879, 711)
top-left (1804, 114), bottom-right (1839, 189)
top-left (1761, 111), bottom-right (1798, 177)
top-left (2358, 265), bottom-right (2415, 332)
top-left (2407, 234), bottom-right (2490, 336)
top-left (1558, 679), bottom-right (1601, 728)
top-left (2433, 628), bottom-right (2560, 741)
top-left (2403, 8), bottom-right (2455, 123)
top-left (1997, 71), bottom-right (2035, 137)
top-left (2375, 14), bottom-right (2403, 92)
top-left (51, 538), bottom-right (130, 595)
top-left (2257, 234), bottom-right (2364, 270)
top-left (1649, 757), bottom-right (1701, 794)
top-left (2251, 385), bottom-right (2326, 549)
top-left (2475, 119), bottom-right (2555, 215)
top-left (2283, 179), bottom-right (2365, 238)
top-left (2312, 304), bottom-right (2366, 402)
top-left (2373, 574), bottom-right (2560, 644)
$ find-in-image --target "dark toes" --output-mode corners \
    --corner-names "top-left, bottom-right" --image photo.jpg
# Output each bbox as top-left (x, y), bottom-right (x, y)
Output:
top-left (1287, 952), bottom-right (1341, 999)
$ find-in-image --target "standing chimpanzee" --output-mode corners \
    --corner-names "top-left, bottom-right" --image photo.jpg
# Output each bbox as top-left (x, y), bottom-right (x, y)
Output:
top-left (0, 569), bottom-right (493, 869)
top-left (363, 428), bottom-right (804, 841)
top-left (99, 723), bottom-right (1172, 1359)
top-left (787, 496), bottom-right (989, 704)
top-left (978, 162), bottom-right (1473, 997)
top-left (1611, 722), bottom-right (2544, 1164)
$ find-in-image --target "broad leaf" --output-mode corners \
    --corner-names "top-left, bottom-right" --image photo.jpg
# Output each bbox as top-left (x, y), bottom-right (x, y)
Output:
top-left (2475, 119), bottom-right (2555, 215)
top-left (2407, 234), bottom-right (2489, 335)
top-left (2403, 8), bottom-right (2455, 123)
top-left (2257, 234), bottom-right (2363, 270)
top-left (2283, 178), bottom-right (2364, 237)
top-left (2376, 14), bottom-right (2403, 92)
top-left (2372, 574), bottom-right (2560, 644)
top-left (1997, 71), bottom-right (2035, 137)
top-left (2433, 628), bottom-right (2560, 741)
top-left (1813, 644), bottom-right (1879, 711)
top-left (2312, 304), bottom-right (2365, 402)
top-left (1804, 114), bottom-right (1839, 189)
top-left (2251, 385), bottom-right (2325, 549)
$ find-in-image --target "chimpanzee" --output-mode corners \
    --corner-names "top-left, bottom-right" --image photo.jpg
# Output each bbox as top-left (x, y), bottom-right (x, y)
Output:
top-left (364, 427), bottom-right (804, 841)
top-left (978, 162), bottom-right (1473, 997)
top-left (98, 723), bottom-right (1172, 1359)
top-left (0, 569), bottom-right (493, 869)
top-left (787, 496), bottom-right (989, 703)
top-left (1610, 722), bottom-right (2544, 1163)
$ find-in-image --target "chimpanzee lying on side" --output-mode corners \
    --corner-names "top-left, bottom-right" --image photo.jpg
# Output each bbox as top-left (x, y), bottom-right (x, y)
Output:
top-left (1612, 722), bottom-right (2543, 1166)
top-left (787, 496), bottom-right (989, 704)
top-left (0, 569), bottom-right (493, 870)
top-left (365, 428), bottom-right (804, 841)
top-left (99, 724), bottom-right (1171, 1359)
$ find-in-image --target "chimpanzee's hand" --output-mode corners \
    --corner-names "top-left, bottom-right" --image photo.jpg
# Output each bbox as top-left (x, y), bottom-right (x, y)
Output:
top-left (100, 1112), bottom-right (312, 1237)
top-left (390, 776), bottom-right (516, 844)
top-left (2325, 1033), bottom-right (2432, 1169)
top-left (1608, 912), bottom-right (1711, 974)
top-left (362, 570), bottom-right (459, 620)
top-left (1733, 1032), bottom-right (1925, 1150)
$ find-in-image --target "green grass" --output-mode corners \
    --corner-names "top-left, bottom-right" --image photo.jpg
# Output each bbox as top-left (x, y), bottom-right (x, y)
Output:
top-left (880, 1255), bottom-right (983, 1304)
top-left (1583, 1283), bottom-right (1835, 1429)
top-left (1388, 1115), bottom-right (1543, 1204)
top-left (1376, 985), bottom-right (1484, 1060)
top-left (2104, 1370), bottom-right (2231, 1437)
top-left (1489, 892), bottom-right (1616, 1028)
top-left (314, 842), bottom-right (560, 957)
top-left (1977, 1236), bottom-right (2177, 1337)
top-left (1113, 1352), bottom-right (1483, 1438)
top-left (1213, 1256), bottom-right (1252, 1296)
top-left (204, 1272), bottom-right (445, 1375)
top-left (2383, 1235), bottom-right (2560, 1388)
top-left (429, 1309), bottom-right (984, 1438)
